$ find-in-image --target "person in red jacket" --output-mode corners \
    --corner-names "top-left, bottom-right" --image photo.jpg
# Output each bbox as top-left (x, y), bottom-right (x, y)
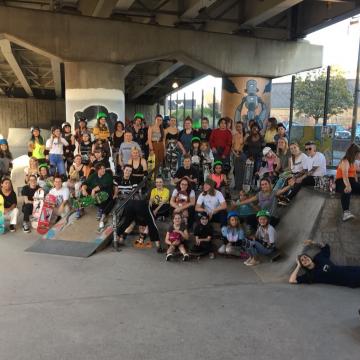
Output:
top-left (209, 118), bottom-right (232, 163)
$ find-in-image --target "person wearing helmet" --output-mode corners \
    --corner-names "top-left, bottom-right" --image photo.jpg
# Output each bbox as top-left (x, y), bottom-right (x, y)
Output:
top-left (242, 209), bottom-right (277, 266)
top-left (258, 146), bottom-right (281, 180)
top-left (289, 240), bottom-right (360, 287)
top-left (218, 211), bottom-right (245, 256)
top-left (75, 116), bottom-right (88, 143)
top-left (28, 127), bottom-right (46, 164)
top-left (93, 112), bottom-right (110, 141)
top-left (62, 122), bottom-right (76, 173)
top-left (129, 113), bottom-right (148, 158)
top-left (209, 160), bottom-right (228, 193)
top-left (0, 138), bottom-right (13, 177)
top-left (45, 126), bottom-right (69, 176)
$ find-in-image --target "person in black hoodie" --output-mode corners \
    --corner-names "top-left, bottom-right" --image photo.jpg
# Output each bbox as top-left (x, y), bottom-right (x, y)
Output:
top-left (190, 212), bottom-right (214, 259)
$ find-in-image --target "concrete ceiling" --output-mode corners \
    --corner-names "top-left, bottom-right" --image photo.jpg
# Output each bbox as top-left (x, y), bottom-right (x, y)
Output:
top-left (0, 0), bottom-right (359, 103)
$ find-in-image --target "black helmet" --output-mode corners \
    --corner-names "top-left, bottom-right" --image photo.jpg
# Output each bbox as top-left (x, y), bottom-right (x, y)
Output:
top-left (62, 122), bottom-right (71, 130)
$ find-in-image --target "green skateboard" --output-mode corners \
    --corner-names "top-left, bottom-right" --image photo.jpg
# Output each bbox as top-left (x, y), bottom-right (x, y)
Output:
top-left (70, 191), bottom-right (109, 209)
top-left (0, 194), bottom-right (4, 234)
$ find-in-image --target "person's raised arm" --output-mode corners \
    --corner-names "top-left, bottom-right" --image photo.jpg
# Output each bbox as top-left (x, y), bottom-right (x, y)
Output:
top-left (289, 259), bottom-right (302, 284)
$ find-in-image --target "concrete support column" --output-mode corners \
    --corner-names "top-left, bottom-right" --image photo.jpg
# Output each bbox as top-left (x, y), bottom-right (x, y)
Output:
top-left (221, 76), bottom-right (272, 129)
top-left (65, 62), bottom-right (125, 130)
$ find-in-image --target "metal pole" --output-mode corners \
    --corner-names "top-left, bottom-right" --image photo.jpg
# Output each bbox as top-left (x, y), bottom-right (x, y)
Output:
top-left (351, 34), bottom-right (360, 142)
top-left (176, 93), bottom-right (179, 120)
top-left (201, 89), bottom-right (204, 120)
top-left (212, 87), bottom-right (216, 128)
top-left (183, 92), bottom-right (186, 123)
top-left (323, 65), bottom-right (331, 126)
top-left (169, 94), bottom-right (172, 116)
top-left (191, 91), bottom-right (194, 119)
top-left (289, 75), bottom-right (295, 140)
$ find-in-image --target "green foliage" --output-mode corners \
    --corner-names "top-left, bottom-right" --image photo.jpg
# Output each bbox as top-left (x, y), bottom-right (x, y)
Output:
top-left (294, 67), bottom-right (353, 124)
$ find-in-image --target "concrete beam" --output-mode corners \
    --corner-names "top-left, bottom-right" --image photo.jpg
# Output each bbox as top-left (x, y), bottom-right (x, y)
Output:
top-left (241, 0), bottom-right (303, 28)
top-left (0, 6), bottom-right (323, 78)
top-left (0, 39), bottom-right (33, 96)
top-left (130, 62), bottom-right (183, 100)
top-left (78, 0), bottom-right (119, 18)
top-left (51, 59), bottom-right (62, 98)
top-left (181, 0), bottom-right (218, 19)
top-left (114, 0), bottom-right (136, 11)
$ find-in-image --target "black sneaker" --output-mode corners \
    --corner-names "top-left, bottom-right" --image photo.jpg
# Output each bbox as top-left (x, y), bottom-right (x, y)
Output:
top-left (23, 223), bottom-right (30, 233)
top-left (182, 253), bottom-right (190, 262)
top-left (166, 253), bottom-right (173, 261)
top-left (157, 246), bottom-right (165, 253)
top-left (9, 225), bottom-right (16, 233)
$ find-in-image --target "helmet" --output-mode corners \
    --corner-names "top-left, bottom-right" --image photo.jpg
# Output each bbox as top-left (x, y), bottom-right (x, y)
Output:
top-left (198, 211), bottom-right (209, 220)
top-left (191, 136), bottom-right (201, 143)
top-left (134, 112), bottom-right (144, 120)
top-left (31, 126), bottom-right (40, 133)
top-left (0, 138), bottom-right (8, 145)
top-left (97, 112), bottom-right (108, 120)
top-left (227, 211), bottom-right (239, 220)
top-left (39, 163), bottom-right (49, 169)
top-left (62, 122), bottom-right (71, 130)
top-left (256, 209), bottom-right (271, 218)
top-left (213, 160), bottom-right (223, 169)
top-left (78, 115), bottom-right (87, 122)
top-left (262, 146), bottom-right (272, 156)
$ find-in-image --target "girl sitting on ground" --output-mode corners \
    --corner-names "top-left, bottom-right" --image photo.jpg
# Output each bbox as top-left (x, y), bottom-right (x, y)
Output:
top-left (68, 154), bottom-right (86, 200)
top-left (37, 164), bottom-right (53, 193)
top-left (258, 146), bottom-right (281, 181)
top-left (165, 213), bottom-right (190, 262)
top-left (218, 211), bottom-right (245, 256)
top-left (191, 212), bottom-right (215, 259)
top-left (243, 209), bottom-right (277, 266)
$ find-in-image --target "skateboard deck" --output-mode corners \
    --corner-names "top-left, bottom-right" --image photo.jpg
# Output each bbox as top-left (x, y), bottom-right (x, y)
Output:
top-left (147, 152), bottom-right (156, 180)
top-left (243, 159), bottom-right (255, 192)
top-left (37, 194), bottom-right (57, 235)
top-left (31, 188), bottom-right (45, 229)
top-left (0, 194), bottom-right (4, 234)
top-left (70, 191), bottom-right (109, 209)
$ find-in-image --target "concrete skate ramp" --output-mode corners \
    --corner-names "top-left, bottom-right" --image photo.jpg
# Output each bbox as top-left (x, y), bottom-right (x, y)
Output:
top-left (26, 208), bottom-right (113, 258)
top-left (253, 188), bottom-right (326, 283)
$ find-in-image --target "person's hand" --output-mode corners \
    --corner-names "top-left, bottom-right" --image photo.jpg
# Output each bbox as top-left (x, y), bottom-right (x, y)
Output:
top-left (344, 185), bottom-right (352, 193)
top-left (153, 209), bottom-right (158, 216)
top-left (221, 155), bottom-right (226, 159)
top-left (296, 258), bottom-right (301, 267)
top-left (172, 240), bottom-right (180, 246)
top-left (303, 239), bottom-right (314, 246)
top-left (196, 238), bottom-right (201, 246)
top-left (288, 178), bottom-right (295, 187)
top-left (211, 148), bottom-right (217, 154)
top-left (295, 177), bottom-right (302, 184)
top-left (173, 207), bottom-right (180, 214)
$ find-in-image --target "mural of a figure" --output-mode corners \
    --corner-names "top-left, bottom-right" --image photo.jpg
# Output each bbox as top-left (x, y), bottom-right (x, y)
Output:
top-left (234, 79), bottom-right (267, 129)
top-left (74, 105), bottom-right (118, 133)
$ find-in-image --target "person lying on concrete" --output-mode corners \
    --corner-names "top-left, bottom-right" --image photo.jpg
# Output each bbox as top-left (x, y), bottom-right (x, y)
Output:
top-left (81, 162), bottom-right (115, 231)
top-left (289, 240), bottom-right (360, 288)
top-left (165, 213), bottom-right (190, 262)
top-left (116, 199), bottom-right (163, 252)
top-left (48, 175), bottom-right (70, 221)
top-left (0, 177), bottom-right (19, 232)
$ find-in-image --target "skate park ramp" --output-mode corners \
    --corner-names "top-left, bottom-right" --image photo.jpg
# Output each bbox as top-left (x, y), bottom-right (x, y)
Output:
top-left (25, 207), bottom-right (113, 258)
top-left (253, 188), bottom-right (360, 282)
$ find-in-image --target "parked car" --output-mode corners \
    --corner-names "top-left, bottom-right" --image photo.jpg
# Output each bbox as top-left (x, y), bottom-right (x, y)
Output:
top-left (335, 125), bottom-right (351, 139)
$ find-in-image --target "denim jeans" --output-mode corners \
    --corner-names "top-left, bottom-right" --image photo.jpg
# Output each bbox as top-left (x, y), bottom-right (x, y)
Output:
top-left (49, 153), bottom-right (65, 176)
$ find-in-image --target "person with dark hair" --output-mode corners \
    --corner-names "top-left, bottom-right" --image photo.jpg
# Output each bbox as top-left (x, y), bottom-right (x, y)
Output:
top-left (28, 127), bottom-right (46, 164)
top-left (114, 165), bottom-right (135, 198)
top-left (209, 118), bottom-right (232, 162)
top-left (195, 178), bottom-right (227, 226)
top-left (0, 177), bottom-right (18, 232)
top-left (62, 122), bottom-right (76, 173)
top-left (93, 112), bottom-right (110, 141)
top-left (78, 131), bottom-right (93, 166)
top-left (177, 117), bottom-right (194, 166)
top-left (112, 121), bottom-right (125, 169)
top-left (245, 123), bottom-right (264, 171)
top-left (148, 114), bottom-right (165, 177)
top-left (264, 117), bottom-right (277, 151)
top-left (0, 139), bottom-right (13, 177)
top-left (274, 123), bottom-right (288, 145)
top-left (191, 212), bottom-right (215, 259)
top-left (74, 116), bottom-right (88, 143)
top-left (81, 163), bottom-right (115, 230)
top-left (46, 126), bottom-right (68, 177)
top-left (129, 113), bottom-right (148, 158)
top-left (48, 175), bottom-right (70, 220)
top-left (173, 155), bottom-right (198, 188)
top-left (289, 240), bottom-right (360, 287)
top-left (21, 174), bottom-right (40, 233)
top-left (335, 143), bottom-right (360, 221)
top-left (194, 117), bottom-right (212, 142)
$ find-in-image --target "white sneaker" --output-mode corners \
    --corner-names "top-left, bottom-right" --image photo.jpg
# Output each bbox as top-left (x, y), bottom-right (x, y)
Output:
top-left (342, 211), bottom-right (355, 222)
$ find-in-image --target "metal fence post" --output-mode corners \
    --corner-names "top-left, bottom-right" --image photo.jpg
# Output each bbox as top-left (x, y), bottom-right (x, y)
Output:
top-left (289, 75), bottom-right (295, 140)
top-left (323, 66), bottom-right (331, 126)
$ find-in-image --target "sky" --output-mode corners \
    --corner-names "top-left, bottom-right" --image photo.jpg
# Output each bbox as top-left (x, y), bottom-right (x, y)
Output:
top-left (168, 15), bottom-right (360, 101)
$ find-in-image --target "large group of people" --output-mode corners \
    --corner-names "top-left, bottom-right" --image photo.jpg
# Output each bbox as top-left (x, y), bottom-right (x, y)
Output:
top-left (1, 112), bottom-right (360, 278)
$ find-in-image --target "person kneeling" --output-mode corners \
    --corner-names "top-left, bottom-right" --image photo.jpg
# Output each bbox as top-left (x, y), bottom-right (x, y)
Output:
top-left (165, 213), bottom-right (190, 262)
top-left (218, 211), bottom-right (245, 257)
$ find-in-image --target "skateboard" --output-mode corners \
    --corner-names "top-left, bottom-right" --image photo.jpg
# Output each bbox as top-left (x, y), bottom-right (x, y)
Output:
top-left (0, 194), bottom-right (4, 234)
top-left (70, 191), bottom-right (109, 209)
top-left (165, 140), bottom-right (178, 178)
top-left (31, 188), bottom-right (45, 229)
top-left (243, 158), bottom-right (255, 192)
top-left (147, 152), bottom-right (156, 180)
top-left (273, 171), bottom-right (292, 192)
top-left (37, 194), bottom-right (57, 235)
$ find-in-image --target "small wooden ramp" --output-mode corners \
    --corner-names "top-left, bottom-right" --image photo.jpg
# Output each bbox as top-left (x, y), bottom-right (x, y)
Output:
top-left (25, 208), bottom-right (113, 258)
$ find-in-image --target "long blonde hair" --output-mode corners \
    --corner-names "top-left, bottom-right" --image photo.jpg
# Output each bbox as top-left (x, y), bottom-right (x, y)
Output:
top-left (276, 137), bottom-right (289, 156)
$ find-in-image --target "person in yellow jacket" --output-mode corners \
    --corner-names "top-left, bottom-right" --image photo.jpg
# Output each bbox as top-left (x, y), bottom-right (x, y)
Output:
top-left (28, 126), bottom-right (46, 164)
top-left (92, 112), bottom-right (110, 141)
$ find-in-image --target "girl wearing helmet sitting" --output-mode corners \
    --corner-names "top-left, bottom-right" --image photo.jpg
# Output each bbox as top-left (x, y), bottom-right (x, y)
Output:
top-left (209, 160), bottom-right (228, 192)
top-left (218, 211), bottom-right (245, 256)
top-left (243, 209), bottom-right (277, 266)
top-left (93, 112), bottom-right (110, 141)
top-left (258, 146), bottom-right (281, 180)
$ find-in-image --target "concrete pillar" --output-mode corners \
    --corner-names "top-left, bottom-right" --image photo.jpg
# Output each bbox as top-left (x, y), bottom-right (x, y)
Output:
top-left (221, 76), bottom-right (272, 129)
top-left (65, 62), bottom-right (125, 131)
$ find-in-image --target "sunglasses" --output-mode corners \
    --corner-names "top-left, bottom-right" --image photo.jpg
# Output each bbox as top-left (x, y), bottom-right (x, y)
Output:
top-left (305, 147), bottom-right (312, 151)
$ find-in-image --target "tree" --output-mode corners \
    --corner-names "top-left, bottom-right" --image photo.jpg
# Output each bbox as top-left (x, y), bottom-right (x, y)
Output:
top-left (294, 67), bottom-right (353, 124)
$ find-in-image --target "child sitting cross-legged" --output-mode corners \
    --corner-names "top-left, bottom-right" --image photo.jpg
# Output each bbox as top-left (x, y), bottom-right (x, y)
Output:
top-left (218, 211), bottom-right (245, 256)
top-left (191, 212), bottom-right (215, 259)
top-left (165, 213), bottom-right (190, 262)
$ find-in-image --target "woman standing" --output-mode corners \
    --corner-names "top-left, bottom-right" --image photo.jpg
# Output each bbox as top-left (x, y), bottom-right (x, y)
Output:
top-left (28, 126), bottom-right (46, 164)
top-left (177, 117), bottom-right (194, 160)
top-left (335, 143), bottom-right (360, 221)
top-left (45, 126), bottom-right (68, 177)
top-left (148, 114), bottom-right (165, 177)
top-left (245, 123), bottom-right (264, 171)
top-left (164, 116), bottom-right (179, 177)
top-left (112, 121), bottom-right (125, 171)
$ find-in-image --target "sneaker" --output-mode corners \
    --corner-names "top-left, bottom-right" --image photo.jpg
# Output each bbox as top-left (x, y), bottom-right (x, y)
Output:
top-left (22, 222), bottom-right (30, 233)
top-left (9, 224), bottom-right (16, 233)
top-left (343, 211), bottom-right (355, 222)
top-left (209, 252), bottom-right (215, 260)
top-left (182, 253), bottom-right (190, 262)
top-left (166, 253), bottom-right (173, 261)
top-left (98, 221), bottom-right (105, 231)
top-left (96, 208), bottom-right (102, 221)
top-left (278, 200), bottom-right (288, 207)
top-left (76, 209), bottom-right (81, 219)
top-left (157, 246), bottom-right (165, 253)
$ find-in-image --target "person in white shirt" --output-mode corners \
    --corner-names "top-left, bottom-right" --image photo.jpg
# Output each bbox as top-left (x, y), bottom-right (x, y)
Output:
top-left (303, 141), bottom-right (327, 186)
top-left (46, 126), bottom-right (69, 177)
top-left (49, 175), bottom-right (70, 219)
top-left (195, 178), bottom-right (227, 226)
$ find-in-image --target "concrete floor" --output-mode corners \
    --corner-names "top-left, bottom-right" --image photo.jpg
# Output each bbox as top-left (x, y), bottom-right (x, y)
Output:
top-left (0, 231), bottom-right (360, 360)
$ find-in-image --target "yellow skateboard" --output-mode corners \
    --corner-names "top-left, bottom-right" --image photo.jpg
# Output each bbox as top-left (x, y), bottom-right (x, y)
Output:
top-left (147, 152), bottom-right (156, 180)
